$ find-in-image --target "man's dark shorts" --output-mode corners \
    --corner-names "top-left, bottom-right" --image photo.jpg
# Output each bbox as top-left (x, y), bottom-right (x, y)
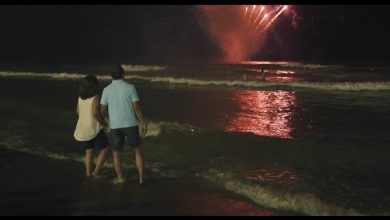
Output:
top-left (110, 126), bottom-right (142, 152)
top-left (80, 129), bottom-right (109, 151)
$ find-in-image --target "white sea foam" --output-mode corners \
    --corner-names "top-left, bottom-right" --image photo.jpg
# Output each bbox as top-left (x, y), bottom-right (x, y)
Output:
top-left (144, 121), bottom-right (196, 136)
top-left (121, 64), bottom-right (167, 72)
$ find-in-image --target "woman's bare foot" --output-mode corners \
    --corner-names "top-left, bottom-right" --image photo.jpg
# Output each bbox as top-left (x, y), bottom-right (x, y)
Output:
top-left (92, 172), bottom-right (103, 179)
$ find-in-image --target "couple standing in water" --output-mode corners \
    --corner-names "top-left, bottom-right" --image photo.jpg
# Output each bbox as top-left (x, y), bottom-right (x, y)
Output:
top-left (73, 66), bottom-right (148, 185)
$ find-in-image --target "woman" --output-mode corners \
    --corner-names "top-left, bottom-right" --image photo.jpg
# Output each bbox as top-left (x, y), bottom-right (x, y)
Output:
top-left (74, 74), bottom-right (109, 178)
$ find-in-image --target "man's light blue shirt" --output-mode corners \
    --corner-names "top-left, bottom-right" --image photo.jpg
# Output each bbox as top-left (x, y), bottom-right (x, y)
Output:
top-left (101, 79), bottom-right (139, 129)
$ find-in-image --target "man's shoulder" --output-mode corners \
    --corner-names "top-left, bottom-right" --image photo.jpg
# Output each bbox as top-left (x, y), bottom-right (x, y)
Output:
top-left (121, 79), bottom-right (133, 85)
top-left (102, 84), bottom-right (111, 91)
top-left (124, 81), bottom-right (136, 89)
top-left (105, 80), bottom-right (135, 90)
top-left (102, 83), bottom-right (115, 94)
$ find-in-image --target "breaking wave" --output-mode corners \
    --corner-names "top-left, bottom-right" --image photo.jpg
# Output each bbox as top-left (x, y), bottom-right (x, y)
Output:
top-left (1, 71), bottom-right (390, 91)
top-left (198, 168), bottom-right (364, 216)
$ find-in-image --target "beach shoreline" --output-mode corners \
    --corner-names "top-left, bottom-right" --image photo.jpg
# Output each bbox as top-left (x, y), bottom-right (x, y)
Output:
top-left (0, 148), bottom-right (291, 216)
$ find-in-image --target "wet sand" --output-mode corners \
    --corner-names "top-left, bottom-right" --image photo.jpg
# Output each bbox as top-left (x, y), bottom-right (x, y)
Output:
top-left (0, 148), bottom-right (289, 216)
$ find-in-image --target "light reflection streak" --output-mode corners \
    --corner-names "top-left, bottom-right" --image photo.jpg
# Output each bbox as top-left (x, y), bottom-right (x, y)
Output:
top-left (225, 90), bottom-right (296, 138)
top-left (247, 169), bottom-right (298, 185)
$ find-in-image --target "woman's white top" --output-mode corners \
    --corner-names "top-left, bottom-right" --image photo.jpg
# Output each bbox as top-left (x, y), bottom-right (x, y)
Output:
top-left (74, 96), bottom-right (102, 141)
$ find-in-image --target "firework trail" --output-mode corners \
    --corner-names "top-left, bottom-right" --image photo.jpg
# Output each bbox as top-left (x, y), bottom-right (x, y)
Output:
top-left (263, 5), bottom-right (289, 32)
top-left (252, 6), bottom-right (265, 26)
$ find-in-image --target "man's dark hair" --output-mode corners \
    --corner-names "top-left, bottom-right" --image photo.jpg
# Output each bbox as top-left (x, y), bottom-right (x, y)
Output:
top-left (79, 74), bottom-right (99, 99)
top-left (111, 65), bottom-right (125, 79)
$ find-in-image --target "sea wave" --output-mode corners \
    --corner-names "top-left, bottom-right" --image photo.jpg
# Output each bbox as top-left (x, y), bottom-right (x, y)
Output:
top-left (125, 74), bottom-right (390, 91)
top-left (197, 168), bottom-right (364, 216)
top-left (1, 71), bottom-right (390, 91)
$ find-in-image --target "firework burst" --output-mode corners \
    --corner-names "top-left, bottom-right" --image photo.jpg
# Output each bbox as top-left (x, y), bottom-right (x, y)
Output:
top-left (197, 5), bottom-right (290, 62)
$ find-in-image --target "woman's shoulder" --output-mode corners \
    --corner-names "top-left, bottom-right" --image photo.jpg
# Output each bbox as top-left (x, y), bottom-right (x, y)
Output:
top-left (92, 95), bottom-right (102, 103)
top-left (79, 95), bottom-right (98, 102)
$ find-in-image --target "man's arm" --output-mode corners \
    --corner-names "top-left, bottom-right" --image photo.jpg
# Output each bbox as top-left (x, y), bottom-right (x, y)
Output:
top-left (100, 88), bottom-right (108, 120)
top-left (133, 101), bottom-right (147, 136)
top-left (100, 104), bottom-right (108, 119)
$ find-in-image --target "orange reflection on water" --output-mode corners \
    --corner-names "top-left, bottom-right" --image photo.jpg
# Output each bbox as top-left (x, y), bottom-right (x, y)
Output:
top-left (225, 90), bottom-right (296, 138)
top-left (240, 61), bottom-right (299, 65)
top-left (243, 69), bottom-right (301, 82)
top-left (275, 70), bottom-right (295, 74)
top-left (187, 193), bottom-right (275, 216)
top-left (247, 169), bottom-right (298, 185)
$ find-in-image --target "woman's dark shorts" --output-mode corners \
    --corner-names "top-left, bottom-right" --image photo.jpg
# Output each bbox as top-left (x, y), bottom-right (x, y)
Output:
top-left (110, 126), bottom-right (142, 152)
top-left (79, 129), bottom-right (109, 151)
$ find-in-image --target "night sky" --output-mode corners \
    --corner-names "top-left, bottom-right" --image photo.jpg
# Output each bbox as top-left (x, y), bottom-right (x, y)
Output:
top-left (0, 5), bottom-right (389, 65)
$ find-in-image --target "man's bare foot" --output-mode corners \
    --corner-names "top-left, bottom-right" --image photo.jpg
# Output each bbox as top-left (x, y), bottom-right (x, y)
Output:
top-left (139, 178), bottom-right (146, 185)
top-left (113, 178), bottom-right (126, 184)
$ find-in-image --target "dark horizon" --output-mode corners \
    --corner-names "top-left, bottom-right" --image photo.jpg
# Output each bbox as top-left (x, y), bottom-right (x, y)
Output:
top-left (0, 5), bottom-right (389, 66)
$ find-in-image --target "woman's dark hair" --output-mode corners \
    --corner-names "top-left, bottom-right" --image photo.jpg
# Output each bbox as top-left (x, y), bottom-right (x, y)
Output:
top-left (79, 74), bottom-right (99, 99)
top-left (111, 65), bottom-right (124, 79)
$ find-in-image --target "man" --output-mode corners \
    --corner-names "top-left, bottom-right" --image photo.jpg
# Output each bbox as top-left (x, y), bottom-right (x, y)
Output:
top-left (100, 66), bottom-right (147, 184)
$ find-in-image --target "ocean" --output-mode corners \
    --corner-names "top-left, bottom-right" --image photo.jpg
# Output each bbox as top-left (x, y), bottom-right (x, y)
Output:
top-left (0, 61), bottom-right (389, 215)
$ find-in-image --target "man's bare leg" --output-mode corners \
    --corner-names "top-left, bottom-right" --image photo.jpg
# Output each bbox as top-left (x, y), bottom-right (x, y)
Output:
top-left (135, 147), bottom-right (144, 184)
top-left (112, 151), bottom-right (126, 183)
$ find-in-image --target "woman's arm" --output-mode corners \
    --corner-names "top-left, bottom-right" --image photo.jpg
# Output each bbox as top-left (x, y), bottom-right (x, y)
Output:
top-left (92, 95), bottom-right (108, 127)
